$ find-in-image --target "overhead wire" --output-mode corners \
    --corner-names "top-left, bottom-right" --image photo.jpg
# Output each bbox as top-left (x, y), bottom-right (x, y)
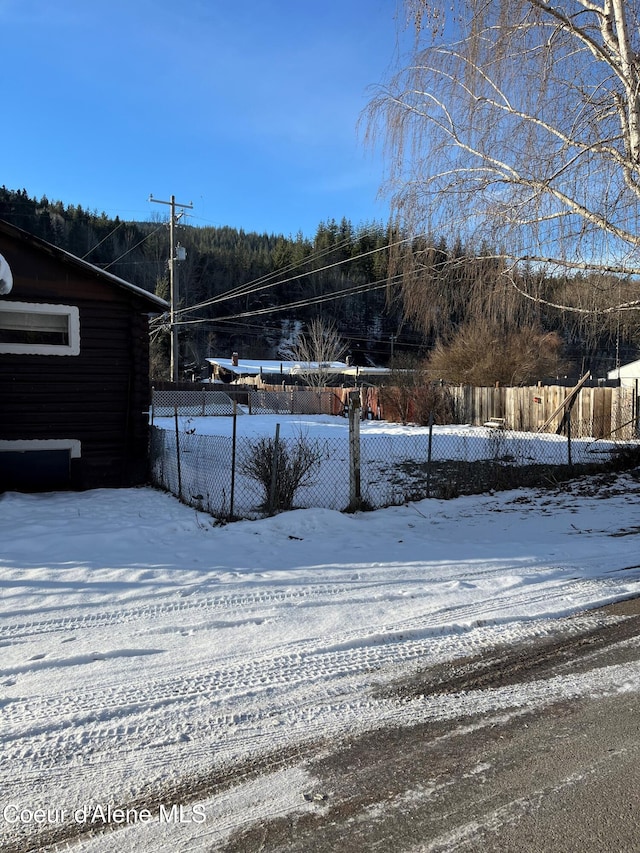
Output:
top-left (4, 196), bottom-right (406, 325)
top-left (151, 230), bottom-right (408, 327)
top-left (217, 275), bottom-right (401, 320)
top-left (65, 211), bottom-right (408, 337)
top-left (103, 223), bottom-right (166, 270)
top-left (162, 272), bottom-right (404, 329)
top-left (18, 198), bottom-right (407, 333)
top-left (166, 230), bottom-right (390, 319)
top-left (81, 220), bottom-right (126, 260)
top-left (150, 313), bottom-right (422, 353)
top-left (196, 235), bottom-right (401, 314)
top-left (206, 317), bottom-right (410, 345)
top-left (203, 319), bottom-right (424, 350)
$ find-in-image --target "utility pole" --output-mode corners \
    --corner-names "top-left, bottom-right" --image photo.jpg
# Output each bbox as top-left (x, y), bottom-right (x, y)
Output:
top-left (149, 194), bottom-right (193, 382)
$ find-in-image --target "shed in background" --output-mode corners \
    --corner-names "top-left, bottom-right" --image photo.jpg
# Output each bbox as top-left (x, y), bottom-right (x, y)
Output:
top-left (608, 358), bottom-right (640, 388)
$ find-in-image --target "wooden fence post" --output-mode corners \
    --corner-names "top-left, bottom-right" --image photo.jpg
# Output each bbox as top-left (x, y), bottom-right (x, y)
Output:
top-left (348, 392), bottom-right (362, 511)
top-left (230, 401), bottom-right (237, 518)
top-left (268, 423), bottom-right (281, 515)
top-left (173, 404), bottom-right (183, 502)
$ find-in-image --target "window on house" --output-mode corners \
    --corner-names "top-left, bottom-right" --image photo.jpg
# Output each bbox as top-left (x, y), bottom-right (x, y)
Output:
top-left (0, 302), bottom-right (80, 355)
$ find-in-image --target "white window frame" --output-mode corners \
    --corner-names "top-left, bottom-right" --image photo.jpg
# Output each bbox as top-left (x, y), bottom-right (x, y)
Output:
top-left (0, 439), bottom-right (81, 457)
top-left (0, 301), bottom-right (80, 355)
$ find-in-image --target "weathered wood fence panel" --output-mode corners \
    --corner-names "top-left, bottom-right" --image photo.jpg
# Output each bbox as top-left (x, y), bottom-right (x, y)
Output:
top-left (447, 384), bottom-right (636, 439)
top-left (153, 382), bottom-right (638, 440)
top-left (324, 384), bottom-right (636, 439)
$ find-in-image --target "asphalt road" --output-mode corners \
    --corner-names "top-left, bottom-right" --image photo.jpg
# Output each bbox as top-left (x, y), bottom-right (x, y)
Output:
top-left (221, 597), bottom-right (640, 853)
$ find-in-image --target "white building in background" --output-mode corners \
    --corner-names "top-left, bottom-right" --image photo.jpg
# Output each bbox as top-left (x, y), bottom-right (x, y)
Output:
top-left (607, 358), bottom-right (640, 388)
top-left (206, 353), bottom-right (390, 385)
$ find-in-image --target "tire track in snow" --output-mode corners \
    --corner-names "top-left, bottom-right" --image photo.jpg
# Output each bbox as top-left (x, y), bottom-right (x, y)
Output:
top-left (1, 572), bottom-right (615, 736)
top-left (0, 584), bottom-right (354, 641)
top-left (0, 564), bottom-right (629, 827)
top-left (0, 578), bottom-right (587, 719)
top-left (0, 574), bottom-right (615, 772)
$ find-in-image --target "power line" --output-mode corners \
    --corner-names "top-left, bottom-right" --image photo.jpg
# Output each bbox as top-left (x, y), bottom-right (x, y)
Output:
top-left (102, 223), bottom-right (165, 270)
top-left (218, 276), bottom-right (400, 320)
top-left (167, 316), bottom-right (424, 351)
top-left (188, 232), bottom-right (397, 314)
top-left (161, 231), bottom-right (404, 323)
top-left (167, 235), bottom-right (363, 318)
top-left (81, 220), bottom-right (126, 259)
top-left (162, 273), bottom-right (403, 329)
top-left (150, 222), bottom-right (391, 323)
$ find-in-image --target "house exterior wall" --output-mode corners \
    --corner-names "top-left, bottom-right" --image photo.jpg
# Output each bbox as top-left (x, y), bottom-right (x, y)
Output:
top-left (608, 359), bottom-right (640, 387)
top-left (0, 230), bottom-right (156, 491)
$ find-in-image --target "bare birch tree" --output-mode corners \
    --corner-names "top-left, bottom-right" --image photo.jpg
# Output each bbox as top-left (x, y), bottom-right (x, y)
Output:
top-left (367, 0), bottom-right (640, 316)
top-left (277, 317), bottom-right (348, 387)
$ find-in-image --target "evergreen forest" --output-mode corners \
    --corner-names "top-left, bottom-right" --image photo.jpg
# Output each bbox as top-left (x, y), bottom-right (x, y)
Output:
top-left (2, 186), bottom-right (638, 384)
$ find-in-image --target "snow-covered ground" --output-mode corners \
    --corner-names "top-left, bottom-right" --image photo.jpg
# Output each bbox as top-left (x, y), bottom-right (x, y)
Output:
top-left (151, 413), bottom-right (626, 516)
top-left (1, 433), bottom-right (640, 850)
top-left (153, 411), bottom-right (618, 463)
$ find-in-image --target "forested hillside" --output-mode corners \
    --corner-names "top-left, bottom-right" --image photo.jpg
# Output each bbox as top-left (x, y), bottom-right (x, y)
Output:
top-left (0, 187), bottom-right (418, 375)
top-left (2, 186), bottom-right (638, 383)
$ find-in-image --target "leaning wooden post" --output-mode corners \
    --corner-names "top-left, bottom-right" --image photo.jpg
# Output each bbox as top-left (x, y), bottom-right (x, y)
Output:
top-left (348, 391), bottom-right (362, 511)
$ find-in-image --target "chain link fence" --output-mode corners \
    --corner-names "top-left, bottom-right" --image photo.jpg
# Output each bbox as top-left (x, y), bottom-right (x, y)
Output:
top-left (149, 413), bottom-right (640, 520)
top-left (151, 388), bottom-right (240, 418)
top-left (151, 387), bottom-right (340, 420)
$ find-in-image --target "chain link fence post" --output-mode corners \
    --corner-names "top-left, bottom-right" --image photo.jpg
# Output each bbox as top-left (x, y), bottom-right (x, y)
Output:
top-left (427, 411), bottom-right (434, 498)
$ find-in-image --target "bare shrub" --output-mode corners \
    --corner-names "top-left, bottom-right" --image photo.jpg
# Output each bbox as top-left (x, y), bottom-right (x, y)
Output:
top-left (239, 433), bottom-right (326, 513)
top-left (380, 354), bottom-right (455, 425)
top-left (411, 383), bottom-right (455, 426)
top-left (425, 321), bottom-right (565, 386)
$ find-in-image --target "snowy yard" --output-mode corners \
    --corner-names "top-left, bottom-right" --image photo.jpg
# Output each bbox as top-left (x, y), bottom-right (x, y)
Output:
top-left (2, 462), bottom-right (640, 851)
top-left (151, 413), bottom-right (630, 516)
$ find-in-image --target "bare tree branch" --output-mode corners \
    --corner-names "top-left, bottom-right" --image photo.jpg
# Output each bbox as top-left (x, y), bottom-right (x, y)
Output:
top-left (368, 0), bottom-right (640, 295)
top-left (277, 318), bottom-right (347, 387)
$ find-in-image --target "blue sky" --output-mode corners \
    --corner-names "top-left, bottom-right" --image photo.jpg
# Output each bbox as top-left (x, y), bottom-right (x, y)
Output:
top-left (2, 0), bottom-right (407, 238)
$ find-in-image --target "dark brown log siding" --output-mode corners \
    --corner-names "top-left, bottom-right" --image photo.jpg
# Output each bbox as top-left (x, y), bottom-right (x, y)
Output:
top-left (0, 229), bottom-right (159, 490)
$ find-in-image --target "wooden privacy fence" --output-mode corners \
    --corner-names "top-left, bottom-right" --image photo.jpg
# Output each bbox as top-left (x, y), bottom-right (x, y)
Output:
top-left (330, 384), bottom-right (637, 439)
top-left (447, 384), bottom-right (637, 439)
top-left (150, 382), bottom-right (638, 440)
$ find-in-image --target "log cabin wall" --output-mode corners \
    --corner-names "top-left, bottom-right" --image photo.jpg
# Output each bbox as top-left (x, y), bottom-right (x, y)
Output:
top-left (0, 221), bottom-right (166, 491)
